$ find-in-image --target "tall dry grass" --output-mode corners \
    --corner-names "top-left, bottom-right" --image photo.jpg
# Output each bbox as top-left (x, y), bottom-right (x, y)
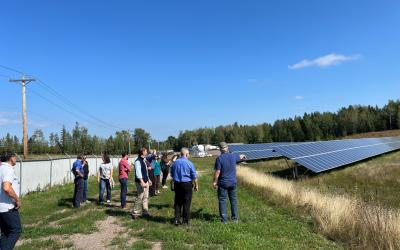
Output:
top-left (237, 167), bottom-right (400, 249)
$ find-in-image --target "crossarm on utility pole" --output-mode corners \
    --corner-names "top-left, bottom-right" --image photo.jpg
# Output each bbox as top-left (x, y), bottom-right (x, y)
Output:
top-left (9, 75), bottom-right (36, 159)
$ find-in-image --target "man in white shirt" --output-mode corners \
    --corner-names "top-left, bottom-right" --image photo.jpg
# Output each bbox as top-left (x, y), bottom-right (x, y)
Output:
top-left (0, 151), bottom-right (22, 250)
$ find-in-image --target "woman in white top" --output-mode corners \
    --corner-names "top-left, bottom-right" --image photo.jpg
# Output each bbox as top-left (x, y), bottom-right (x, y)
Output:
top-left (97, 154), bottom-right (113, 205)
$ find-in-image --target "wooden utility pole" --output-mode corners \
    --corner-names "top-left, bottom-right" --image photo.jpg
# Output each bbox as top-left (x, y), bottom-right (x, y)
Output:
top-left (9, 75), bottom-right (36, 159)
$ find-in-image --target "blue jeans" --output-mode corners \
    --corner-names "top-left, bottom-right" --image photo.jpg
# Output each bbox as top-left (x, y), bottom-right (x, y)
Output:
top-left (218, 184), bottom-right (238, 222)
top-left (99, 179), bottom-right (111, 203)
top-left (119, 178), bottom-right (128, 207)
top-left (0, 209), bottom-right (22, 250)
top-left (73, 177), bottom-right (83, 208)
top-left (83, 179), bottom-right (88, 202)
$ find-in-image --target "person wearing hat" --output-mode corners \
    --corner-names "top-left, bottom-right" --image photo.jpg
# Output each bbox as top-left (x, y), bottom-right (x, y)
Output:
top-left (213, 142), bottom-right (246, 223)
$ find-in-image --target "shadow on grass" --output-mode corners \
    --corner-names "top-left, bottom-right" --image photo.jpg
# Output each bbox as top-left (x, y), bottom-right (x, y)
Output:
top-left (105, 209), bottom-right (131, 217)
top-left (191, 208), bottom-right (219, 222)
top-left (104, 207), bottom-right (217, 224)
top-left (149, 203), bottom-right (171, 210)
top-left (57, 198), bottom-right (73, 207)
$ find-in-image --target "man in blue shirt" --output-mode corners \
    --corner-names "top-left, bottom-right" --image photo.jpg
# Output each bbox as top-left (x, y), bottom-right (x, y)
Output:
top-left (71, 154), bottom-right (85, 208)
top-left (170, 148), bottom-right (198, 226)
top-left (213, 142), bottom-right (245, 223)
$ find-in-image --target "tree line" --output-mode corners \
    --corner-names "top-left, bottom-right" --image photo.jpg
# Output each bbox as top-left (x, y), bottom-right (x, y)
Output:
top-left (1, 99), bottom-right (400, 155)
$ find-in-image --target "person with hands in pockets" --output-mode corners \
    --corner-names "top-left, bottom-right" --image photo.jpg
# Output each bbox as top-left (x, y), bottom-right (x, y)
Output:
top-left (131, 147), bottom-right (152, 219)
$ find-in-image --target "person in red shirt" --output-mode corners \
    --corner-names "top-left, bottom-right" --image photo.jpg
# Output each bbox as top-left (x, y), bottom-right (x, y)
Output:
top-left (119, 152), bottom-right (131, 209)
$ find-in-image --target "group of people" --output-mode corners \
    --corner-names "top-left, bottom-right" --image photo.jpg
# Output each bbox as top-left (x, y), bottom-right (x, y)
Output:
top-left (70, 142), bottom-right (245, 226)
top-left (0, 141), bottom-right (245, 249)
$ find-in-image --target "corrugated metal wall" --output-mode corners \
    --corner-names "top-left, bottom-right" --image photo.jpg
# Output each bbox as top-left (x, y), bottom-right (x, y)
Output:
top-left (13, 156), bottom-right (122, 196)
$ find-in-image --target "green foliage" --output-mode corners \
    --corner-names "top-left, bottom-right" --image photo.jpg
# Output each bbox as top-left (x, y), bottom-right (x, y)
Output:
top-left (174, 100), bottom-right (400, 145)
top-left (3, 99), bottom-right (400, 155)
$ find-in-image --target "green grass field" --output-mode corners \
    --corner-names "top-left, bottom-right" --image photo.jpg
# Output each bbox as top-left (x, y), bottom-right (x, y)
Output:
top-left (247, 150), bottom-right (400, 208)
top-left (16, 157), bottom-right (340, 250)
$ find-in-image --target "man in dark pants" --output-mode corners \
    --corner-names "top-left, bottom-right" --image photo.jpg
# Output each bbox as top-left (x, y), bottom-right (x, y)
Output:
top-left (170, 148), bottom-right (198, 226)
top-left (0, 152), bottom-right (22, 250)
top-left (160, 155), bottom-right (170, 189)
top-left (72, 154), bottom-right (85, 208)
top-left (213, 142), bottom-right (245, 223)
top-left (82, 157), bottom-right (90, 203)
top-left (146, 150), bottom-right (157, 197)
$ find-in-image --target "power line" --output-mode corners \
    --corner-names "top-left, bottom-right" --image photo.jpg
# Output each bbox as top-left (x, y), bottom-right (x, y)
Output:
top-left (0, 63), bottom-right (127, 131)
top-left (35, 78), bottom-right (125, 130)
top-left (0, 64), bottom-right (25, 75)
top-left (28, 87), bottom-right (115, 130)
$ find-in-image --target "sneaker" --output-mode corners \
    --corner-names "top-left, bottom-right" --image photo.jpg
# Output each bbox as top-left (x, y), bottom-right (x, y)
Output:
top-left (173, 219), bottom-right (181, 226)
top-left (131, 213), bottom-right (140, 220)
top-left (106, 200), bottom-right (111, 204)
top-left (121, 206), bottom-right (128, 210)
top-left (162, 185), bottom-right (168, 189)
top-left (85, 200), bottom-right (91, 204)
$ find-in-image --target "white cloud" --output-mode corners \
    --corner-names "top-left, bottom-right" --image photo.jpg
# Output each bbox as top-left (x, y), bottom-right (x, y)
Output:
top-left (294, 95), bottom-right (304, 100)
top-left (288, 53), bottom-right (361, 70)
top-left (0, 112), bottom-right (50, 127)
top-left (0, 117), bottom-right (20, 126)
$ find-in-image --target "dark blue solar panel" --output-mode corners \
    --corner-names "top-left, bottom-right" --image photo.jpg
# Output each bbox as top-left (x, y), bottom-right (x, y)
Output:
top-left (274, 137), bottom-right (400, 173)
top-left (228, 142), bottom-right (295, 160)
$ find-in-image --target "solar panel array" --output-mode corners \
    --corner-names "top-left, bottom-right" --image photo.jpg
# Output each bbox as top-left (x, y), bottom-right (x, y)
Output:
top-left (273, 137), bottom-right (400, 173)
top-left (228, 142), bottom-right (293, 160)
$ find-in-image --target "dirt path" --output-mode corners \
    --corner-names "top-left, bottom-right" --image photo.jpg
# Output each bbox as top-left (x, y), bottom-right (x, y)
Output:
top-left (70, 216), bottom-right (123, 249)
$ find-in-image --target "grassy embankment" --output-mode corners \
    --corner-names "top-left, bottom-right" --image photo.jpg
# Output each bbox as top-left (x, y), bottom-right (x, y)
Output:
top-left (242, 150), bottom-right (400, 249)
top-left (16, 157), bottom-right (339, 249)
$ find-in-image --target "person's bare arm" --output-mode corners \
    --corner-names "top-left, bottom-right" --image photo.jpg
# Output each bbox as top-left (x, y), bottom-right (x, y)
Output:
top-left (193, 179), bottom-right (199, 192)
top-left (3, 182), bottom-right (20, 209)
top-left (213, 170), bottom-right (220, 189)
top-left (76, 169), bottom-right (84, 178)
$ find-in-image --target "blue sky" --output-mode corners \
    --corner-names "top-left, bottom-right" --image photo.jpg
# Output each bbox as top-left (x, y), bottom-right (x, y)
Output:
top-left (1, 0), bottom-right (399, 140)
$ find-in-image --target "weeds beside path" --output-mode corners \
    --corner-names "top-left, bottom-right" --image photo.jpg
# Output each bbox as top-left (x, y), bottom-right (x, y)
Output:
top-left (16, 157), bottom-right (339, 249)
top-left (237, 166), bottom-right (400, 249)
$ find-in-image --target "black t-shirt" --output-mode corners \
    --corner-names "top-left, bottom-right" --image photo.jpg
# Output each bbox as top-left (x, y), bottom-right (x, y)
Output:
top-left (83, 163), bottom-right (89, 180)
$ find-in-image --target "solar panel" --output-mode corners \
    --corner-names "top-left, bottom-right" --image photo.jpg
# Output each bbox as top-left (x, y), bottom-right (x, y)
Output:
top-left (273, 137), bottom-right (400, 173)
top-left (228, 142), bottom-right (294, 160)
